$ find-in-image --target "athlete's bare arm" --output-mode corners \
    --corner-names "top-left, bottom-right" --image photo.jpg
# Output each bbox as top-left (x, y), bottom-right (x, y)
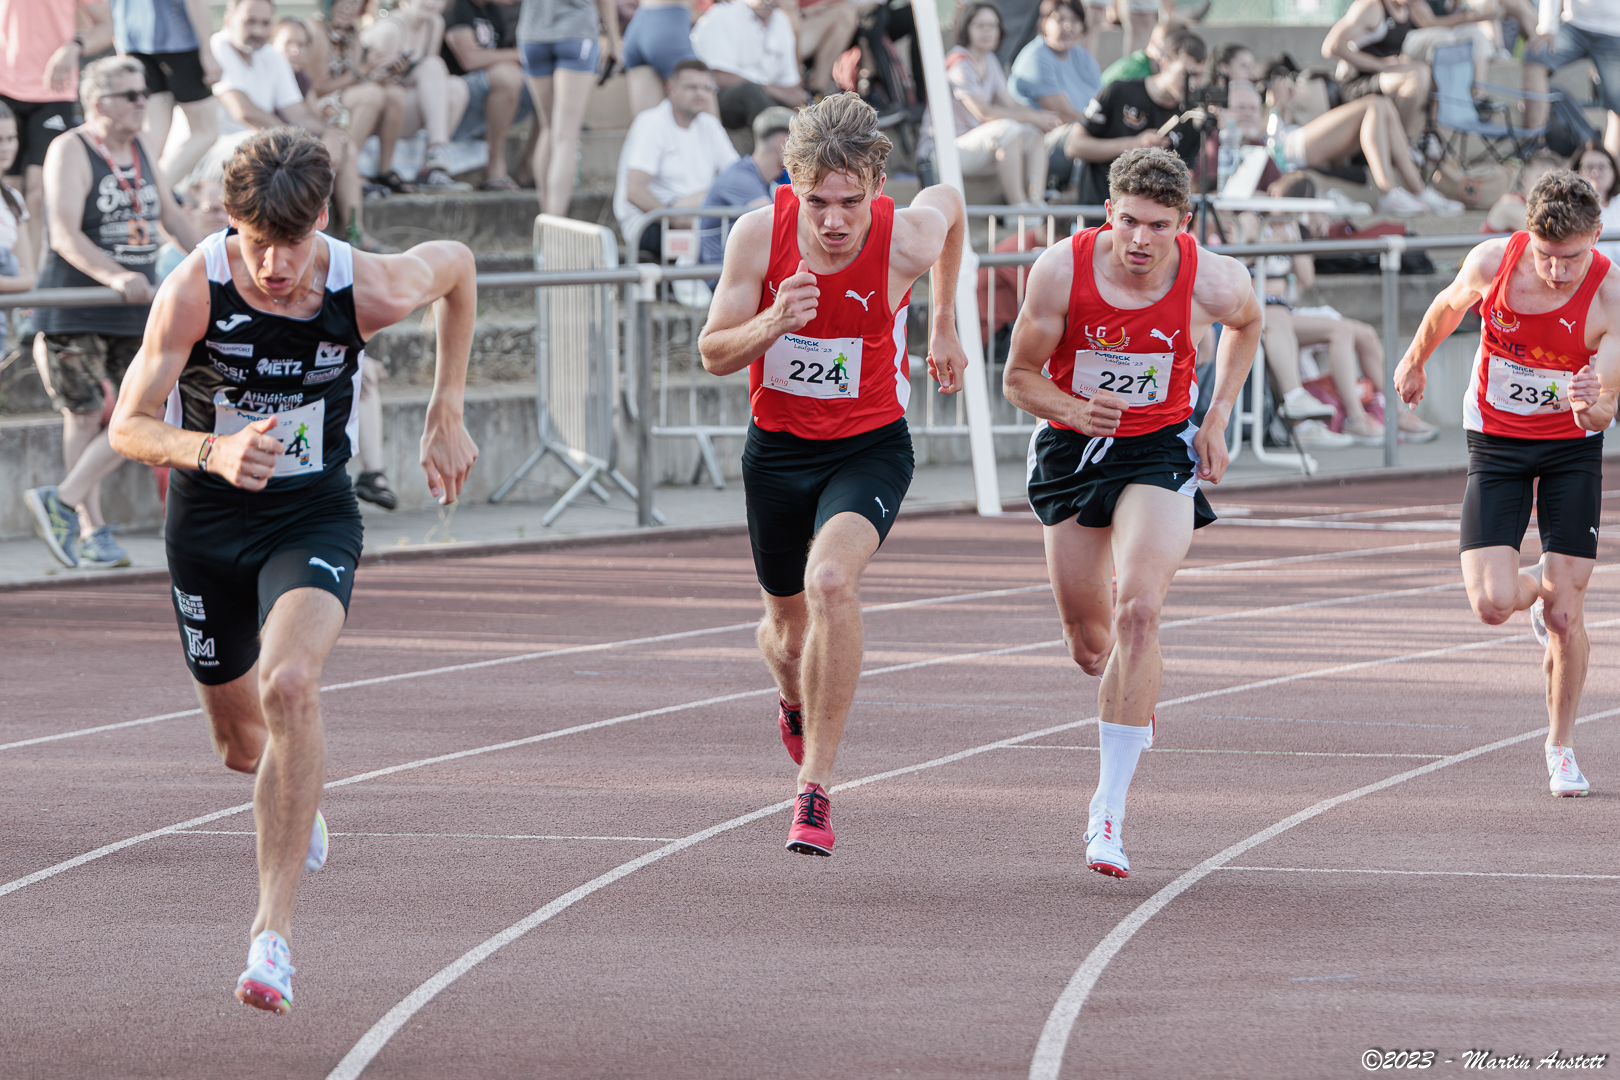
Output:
top-left (110, 256), bottom-right (286, 491)
top-left (42, 134), bottom-right (154, 304)
top-left (1004, 243), bottom-right (1125, 433)
top-left (697, 208), bottom-right (798, 377)
top-left (1394, 239), bottom-right (1508, 407)
top-left (1189, 248), bottom-right (1263, 483)
top-left (893, 184), bottom-right (968, 394)
top-left (1570, 266), bottom-right (1620, 431)
top-left (353, 241), bottom-right (480, 503)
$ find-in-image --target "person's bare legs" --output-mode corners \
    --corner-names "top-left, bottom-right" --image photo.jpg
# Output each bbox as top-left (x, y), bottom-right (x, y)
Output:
top-left (1043, 517), bottom-right (1116, 679)
top-left (1461, 545), bottom-right (1542, 628)
top-left (162, 97), bottom-right (221, 186)
top-left (19, 164), bottom-right (44, 263)
top-left (1262, 303), bottom-right (1308, 396)
top-left (145, 91), bottom-right (178, 170)
top-left (483, 60), bottom-right (524, 183)
top-left (1292, 315), bottom-right (1376, 429)
top-left (526, 75), bottom-right (555, 207)
top-left (1117, 0), bottom-right (1156, 56)
top-left (1099, 484), bottom-right (1193, 727)
top-left (1522, 61), bottom-right (1551, 130)
top-left (990, 123), bottom-right (1029, 208)
top-left (1607, 110), bottom-right (1620, 161)
top-left (1538, 553), bottom-right (1593, 748)
top-left (1295, 96), bottom-right (1420, 194)
top-left (340, 80), bottom-right (388, 163)
top-left (412, 55), bottom-right (459, 146)
top-left (197, 588), bottom-right (346, 946)
top-left (321, 129), bottom-right (365, 236)
top-left (375, 82), bottom-right (409, 177)
top-left (358, 354), bottom-right (385, 472)
top-left (1378, 63), bottom-right (1432, 141)
top-left (627, 65), bottom-right (665, 114)
top-left (797, 1), bottom-right (860, 95)
top-left (757, 512), bottom-right (880, 791)
top-left (1022, 122), bottom-right (1049, 203)
top-left (539, 68), bottom-right (595, 216)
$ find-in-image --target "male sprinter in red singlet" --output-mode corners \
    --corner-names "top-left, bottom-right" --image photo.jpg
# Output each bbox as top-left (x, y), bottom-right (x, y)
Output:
top-left (108, 127), bottom-right (479, 1012)
top-left (1395, 170), bottom-right (1620, 799)
top-left (698, 93), bottom-right (967, 857)
top-left (1003, 148), bottom-right (1261, 878)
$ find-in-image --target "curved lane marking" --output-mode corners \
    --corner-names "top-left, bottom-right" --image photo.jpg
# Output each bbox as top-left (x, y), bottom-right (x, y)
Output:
top-left (1026, 702), bottom-right (1620, 1080)
top-left (322, 625), bottom-right (1575, 1079)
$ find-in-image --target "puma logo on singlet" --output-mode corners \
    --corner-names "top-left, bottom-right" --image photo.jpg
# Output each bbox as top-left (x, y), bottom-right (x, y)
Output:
top-left (216, 313), bottom-right (252, 332)
top-left (1560, 317), bottom-right (1577, 333)
top-left (309, 557), bottom-right (346, 583)
top-left (846, 289), bottom-right (876, 311)
top-left (874, 496), bottom-right (888, 518)
top-left (767, 281), bottom-right (779, 297)
top-left (1149, 329), bottom-right (1180, 349)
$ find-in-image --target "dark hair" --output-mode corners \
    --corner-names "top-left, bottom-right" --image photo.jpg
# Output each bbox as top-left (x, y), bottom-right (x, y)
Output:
top-left (955, 1), bottom-right (1004, 50)
top-left (1568, 139), bottom-right (1620, 200)
top-left (1037, 0), bottom-right (1087, 33)
top-left (1210, 42), bottom-right (1251, 85)
top-left (0, 100), bottom-right (23, 221)
top-left (1109, 146), bottom-right (1191, 214)
top-left (669, 58), bottom-right (711, 81)
top-left (1525, 169), bottom-right (1603, 242)
top-left (222, 127), bottom-right (336, 242)
top-left (1162, 26), bottom-right (1207, 64)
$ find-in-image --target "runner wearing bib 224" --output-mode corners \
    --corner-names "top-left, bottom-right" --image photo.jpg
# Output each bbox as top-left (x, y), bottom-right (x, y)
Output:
top-left (1396, 169), bottom-right (1620, 800)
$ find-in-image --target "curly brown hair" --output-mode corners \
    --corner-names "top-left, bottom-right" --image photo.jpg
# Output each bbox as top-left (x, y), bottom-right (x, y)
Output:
top-left (1525, 169), bottom-right (1603, 243)
top-left (1108, 147), bottom-right (1191, 215)
top-left (222, 127), bottom-right (335, 243)
top-left (782, 93), bottom-right (892, 191)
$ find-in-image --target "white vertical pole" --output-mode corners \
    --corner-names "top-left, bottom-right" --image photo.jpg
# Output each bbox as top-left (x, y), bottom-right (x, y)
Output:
top-left (910, 0), bottom-right (1002, 517)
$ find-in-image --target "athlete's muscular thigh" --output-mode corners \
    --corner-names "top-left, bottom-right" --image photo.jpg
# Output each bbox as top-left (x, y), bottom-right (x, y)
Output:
top-left (1108, 484), bottom-right (1193, 645)
top-left (803, 511), bottom-right (880, 607)
top-left (1461, 545), bottom-right (1527, 624)
top-left (1045, 519), bottom-right (1114, 676)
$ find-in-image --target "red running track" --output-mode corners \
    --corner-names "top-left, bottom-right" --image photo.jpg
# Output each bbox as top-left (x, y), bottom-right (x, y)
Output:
top-left (2, 473), bottom-right (1617, 1079)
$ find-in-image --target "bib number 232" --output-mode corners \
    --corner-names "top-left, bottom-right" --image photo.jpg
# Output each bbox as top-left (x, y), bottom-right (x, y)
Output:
top-left (1485, 355), bottom-right (1569, 416)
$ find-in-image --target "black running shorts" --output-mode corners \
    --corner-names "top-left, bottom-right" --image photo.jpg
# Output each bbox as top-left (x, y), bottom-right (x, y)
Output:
top-left (1027, 419), bottom-right (1217, 529)
top-left (1461, 430), bottom-right (1603, 560)
top-left (165, 466), bottom-right (365, 685)
top-left (129, 51), bottom-right (213, 104)
top-left (742, 418), bottom-right (915, 597)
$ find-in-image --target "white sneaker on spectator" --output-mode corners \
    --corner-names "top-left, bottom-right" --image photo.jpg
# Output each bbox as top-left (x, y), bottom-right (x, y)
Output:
top-left (1279, 386), bottom-right (1335, 421)
top-left (1292, 419), bottom-right (1356, 449)
top-left (1342, 415), bottom-right (1385, 445)
top-left (1419, 185), bottom-right (1465, 216)
top-left (1378, 187), bottom-right (1428, 216)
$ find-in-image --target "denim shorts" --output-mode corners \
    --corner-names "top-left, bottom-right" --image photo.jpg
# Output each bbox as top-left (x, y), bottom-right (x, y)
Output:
top-left (1525, 23), bottom-right (1620, 114)
top-left (452, 68), bottom-right (535, 141)
top-left (521, 38), bottom-right (602, 78)
top-left (622, 5), bottom-right (696, 78)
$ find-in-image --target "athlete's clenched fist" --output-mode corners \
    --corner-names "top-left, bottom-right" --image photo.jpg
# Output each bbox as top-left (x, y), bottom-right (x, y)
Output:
top-left (1073, 389), bottom-right (1128, 436)
top-left (208, 415), bottom-right (285, 491)
top-left (771, 259), bottom-right (820, 333)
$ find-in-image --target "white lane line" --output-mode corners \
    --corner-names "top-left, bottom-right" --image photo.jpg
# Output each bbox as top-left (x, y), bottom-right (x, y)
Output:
top-left (0, 583), bottom-right (1052, 754)
top-left (175, 831), bottom-right (680, 842)
top-left (0, 578), bottom-right (1564, 901)
top-left (1179, 540), bottom-right (1455, 574)
top-left (1004, 747), bottom-right (1444, 759)
top-left (1025, 700), bottom-right (1620, 1080)
top-left (1217, 866), bottom-right (1620, 881)
top-left (1213, 518), bottom-right (1459, 533)
top-left (1201, 714), bottom-right (1470, 729)
top-left (324, 626), bottom-right (1581, 1080)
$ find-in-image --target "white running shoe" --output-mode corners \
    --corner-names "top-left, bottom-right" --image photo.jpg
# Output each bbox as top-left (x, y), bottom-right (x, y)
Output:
top-left (1419, 185), bottom-right (1465, 216)
top-left (1378, 186), bottom-right (1428, 216)
top-left (1292, 419), bottom-right (1357, 449)
top-left (1547, 744), bottom-right (1590, 797)
top-left (235, 930), bottom-right (295, 1014)
top-left (1279, 386), bottom-right (1335, 421)
top-left (1084, 813), bottom-right (1130, 878)
top-left (306, 809), bottom-right (328, 872)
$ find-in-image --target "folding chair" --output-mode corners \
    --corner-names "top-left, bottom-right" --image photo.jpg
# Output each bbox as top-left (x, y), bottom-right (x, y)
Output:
top-left (1429, 40), bottom-right (1554, 165)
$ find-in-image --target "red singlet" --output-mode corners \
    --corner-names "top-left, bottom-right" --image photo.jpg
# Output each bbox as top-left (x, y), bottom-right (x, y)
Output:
top-left (749, 185), bottom-right (911, 441)
top-left (1464, 231), bottom-right (1611, 439)
top-left (1043, 225), bottom-right (1200, 439)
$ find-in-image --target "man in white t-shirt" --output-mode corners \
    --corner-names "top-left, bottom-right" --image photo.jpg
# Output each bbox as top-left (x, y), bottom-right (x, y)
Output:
top-left (614, 59), bottom-right (741, 259)
top-left (691, 0), bottom-right (809, 130)
top-left (207, 0), bottom-right (375, 246)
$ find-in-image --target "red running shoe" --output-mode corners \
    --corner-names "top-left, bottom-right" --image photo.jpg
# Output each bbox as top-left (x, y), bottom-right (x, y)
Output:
top-left (778, 697), bottom-right (804, 765)
top-left (786, 782), bottom-right (833, 856)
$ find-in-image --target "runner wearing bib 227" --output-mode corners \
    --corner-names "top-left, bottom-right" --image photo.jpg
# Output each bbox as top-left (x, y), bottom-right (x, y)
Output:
top-left (108, 127), bottom-right (479, 1014)
top-left (1003, 148), bottom-right (1262, 878)
top-left (699, 93), bottom-right (967, 857)
top-left (1395, 169), bottom-right (1620, 799)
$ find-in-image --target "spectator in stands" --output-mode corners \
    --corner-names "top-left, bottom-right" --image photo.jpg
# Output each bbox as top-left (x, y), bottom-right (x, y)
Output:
top-left (361, 0), bottom-right (472, 188)
top-left (1064, 25), bottom-right (1205, 208)
top-left (691, 0), bottom-right (810, 131)
top-left (0, 0), bottom-right (114, 263)
top-left (303, 0), bottom-right (408, 191)
top-left (1207, 41), bottom-right (1255, 87)
top-left (113, 0), bottom-right (223, 185)
top-left (25, 56), bottom-right (199, 569)
top-left (1480, 149), bottom-right (1560, 232)
top-left (921, 1), bottom-right (1056, 206)
top-left (789, 0), bottom-right (862, 99)
top-left (519, 0), bottom-right (619, 216)
top-left (354, 355), bottom-right (400, 508)
top-left (1523, 0), bottom-right (1620, 160)
top-left (1116, 0), bottom-right (1206, 60)
top-left (1008, 0), bottom-right (1101, 197)
top-left (272, 16), bottom-right (317, 94)
top-left (0, 103), bottom-right (39, 349)
top-left (155, 175), bottom-right (227, 278)
top-left (614, 58), bottom-right (739, 257)
top-left (621, 0), bottom-right (699, 116)
top-left (211, 0), bottom-right (385, 248)
top-left (442, 0), bottom-right (536, 190)
top-left (1323, 0), bottom-right (1490, 142)
top-left (698, 104), bottom-right (792, 266)
top-left (1571, 140), bottom-right (1620, 262)
top-left (1100, 16), bottom-right (1167, 85)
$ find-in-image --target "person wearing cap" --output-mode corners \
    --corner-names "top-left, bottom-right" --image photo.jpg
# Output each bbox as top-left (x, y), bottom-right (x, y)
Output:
top-left (698, 105), bottom-right (794, 266)
top-left (613, 57), bottom-right (741, 259)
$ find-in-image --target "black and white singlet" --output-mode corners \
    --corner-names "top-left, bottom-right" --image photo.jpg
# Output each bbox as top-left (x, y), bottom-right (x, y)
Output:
top-left (164, 228), bottom-right (367, 494)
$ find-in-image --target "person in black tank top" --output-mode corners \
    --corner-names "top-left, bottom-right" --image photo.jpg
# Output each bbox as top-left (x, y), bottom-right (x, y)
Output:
top-left (105, 127), bottom-right (480, 1015)
top-left (22, 57), bottom-right (199, 571)
top-left (1325, 0), bottom-right (1440, 140)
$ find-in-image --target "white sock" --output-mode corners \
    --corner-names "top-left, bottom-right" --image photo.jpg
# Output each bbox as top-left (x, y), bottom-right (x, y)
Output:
top-left (1089, 720), bottom-right (1153, 834)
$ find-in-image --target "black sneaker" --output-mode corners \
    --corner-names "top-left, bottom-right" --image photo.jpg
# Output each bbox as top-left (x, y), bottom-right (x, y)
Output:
top-left (354, 470), bottom-right (398, 510)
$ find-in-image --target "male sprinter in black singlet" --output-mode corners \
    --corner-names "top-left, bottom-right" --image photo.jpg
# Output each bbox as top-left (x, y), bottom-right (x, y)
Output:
top-left (109, 127), bottom-right (479, 1013)
top-left (1004, 148), bottom-right (1261, 877)
top-left (699, 94), bottom-right (967, 856)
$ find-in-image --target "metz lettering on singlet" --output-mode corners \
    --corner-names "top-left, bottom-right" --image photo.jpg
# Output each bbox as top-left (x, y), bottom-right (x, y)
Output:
top-left (762, 334), bottom-right (862, 399)
top-left (1070, 349), bottom-right (1170, 404)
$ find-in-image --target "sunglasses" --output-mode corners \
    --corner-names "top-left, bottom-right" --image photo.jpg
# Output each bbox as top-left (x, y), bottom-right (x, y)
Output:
top-left (101, 90), bottom-right (149, 103)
